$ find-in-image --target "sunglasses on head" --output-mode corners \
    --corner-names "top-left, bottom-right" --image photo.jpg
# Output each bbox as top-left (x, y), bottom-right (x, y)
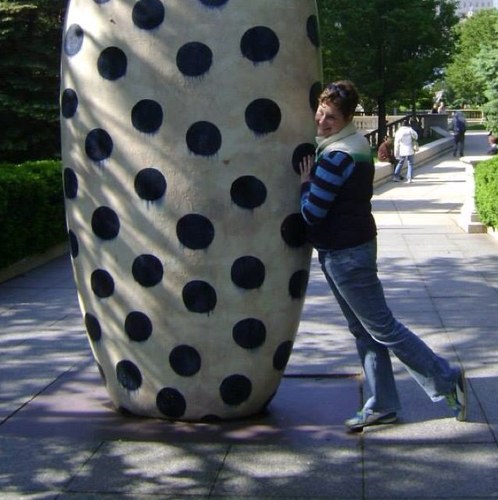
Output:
top-left (326, 83), bottom-right (348, 98)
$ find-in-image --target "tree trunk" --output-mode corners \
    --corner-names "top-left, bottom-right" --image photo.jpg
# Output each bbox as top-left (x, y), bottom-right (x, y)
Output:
top-left (411, 89), bottom-right (417, 116)
top-left (377, 97), bottom-right (387, 147)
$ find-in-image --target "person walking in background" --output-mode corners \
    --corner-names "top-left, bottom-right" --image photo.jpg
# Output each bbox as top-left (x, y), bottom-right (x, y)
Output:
top-left (437, 101), bottom-right (446, 114)
top-left (299, 80), bottom-right (467, 432)
top-left (451, 111), bottom-right (467, 157)
top-left (393, 119), bottom-right (418, 183)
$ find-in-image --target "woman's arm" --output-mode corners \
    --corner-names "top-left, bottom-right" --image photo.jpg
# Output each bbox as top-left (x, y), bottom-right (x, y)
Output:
top-left (299, 151), bottom-right (355, 225)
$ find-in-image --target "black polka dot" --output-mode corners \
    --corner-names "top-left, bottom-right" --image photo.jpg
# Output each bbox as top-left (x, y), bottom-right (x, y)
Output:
top-left (186, 121), bottom-right (221, 156)
top-left (116, 360), bottom-right (142, 390)
top-left (91, 206), bottom-right (120, 240)
top-left (132, 0), bottom-right (165, 30)
top-left (135, 168), bottom-right (167, 201)
top-left (169, 345), bottom-right (201, 376)
top-left (85, 313), bottom-right (102, 341)
top-left (273, 340), bottom-right (293, 371)
top-left (132, 254), bottom-right (163, 287)
top-left (231, 256), bottom-right (265, 290)
top-left (240, 26), bottom-right (279, 63)
top-left (176, 214), bottom-right (214, 250)
top-left (117, 406), bottom-right (133, 416)
top-left (182, 281), bottom-right (217, 314)
top-left (289, 270), bottom-right (309, 299)
top-left (85, 128), bottom-right (113, 162)
top-left (68, 230), bottom-right (79, 258)
top-left (281, 213), bottom-right (307, 248)
top-left (91, 269), bottom-right (115, 298)
top-left (199, 0), bottom-right (229, 7)
top-left (176, 42), bottom-right (213, 77)
top-left (307, 15), bottom-right (320, 48)
top-left (309, 81), bottom-right (322, 112)
top-left (156, 387), bottom-right (186, 419)
top-left (292, 143), bottom-right (316, 175)
top-left (63, 168), bottom-right (78, 199)
top-left (200, 414), bottom-right (222, 423)
top-left (230, 176), bottom-right (267, 209)
top-left (131, 99), bottom-right (163, 134)
top-left (125, 311), bottom-right (153, 342)
top-left (64, 24), bottom-right (84, 56)
top-left (245, 99), bottom-right (281, 135)
top-left (232, 318), bottom-right (266, 349)
top-left (61, 89), bottom-right (78, 118)
top-left (220, 374), bottom-right (252, 405)
top-left (98, 47), bottom-right (127, 80)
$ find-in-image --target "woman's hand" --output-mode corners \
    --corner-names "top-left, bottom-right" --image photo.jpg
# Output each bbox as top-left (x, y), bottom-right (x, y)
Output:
top-left (299, 155), bottom-right (314, 183)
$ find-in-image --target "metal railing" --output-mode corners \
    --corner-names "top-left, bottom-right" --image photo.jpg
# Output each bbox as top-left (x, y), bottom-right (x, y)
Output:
top-left (357, 113), bottom-right (446, 148)
top-left (357, 109), bottom-right (483, 149)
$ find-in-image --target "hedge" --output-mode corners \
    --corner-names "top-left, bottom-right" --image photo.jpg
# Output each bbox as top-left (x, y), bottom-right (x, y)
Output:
top-left (0, 160), bottom-right (66, 269)
top-left (475, 155), bottom-right (498, 230)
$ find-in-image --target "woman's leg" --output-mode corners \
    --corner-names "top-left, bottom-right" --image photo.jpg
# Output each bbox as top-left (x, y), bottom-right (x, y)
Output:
top-left (406, 155), bottom-right (414, 180)
top-left (319, 252), bottom-right (401, 413)
top-left (393, 157), bottom-right (405, 178)
top-left (320, 241), bottom-right (459, 401)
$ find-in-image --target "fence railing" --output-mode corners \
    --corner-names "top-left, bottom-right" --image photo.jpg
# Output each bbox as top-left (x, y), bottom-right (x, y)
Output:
top-left (356, 109), bottom-right (484, 149)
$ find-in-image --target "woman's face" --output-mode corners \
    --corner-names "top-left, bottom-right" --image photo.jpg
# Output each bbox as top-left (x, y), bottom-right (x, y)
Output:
top-left (315, 101), bottom-right (350, 137)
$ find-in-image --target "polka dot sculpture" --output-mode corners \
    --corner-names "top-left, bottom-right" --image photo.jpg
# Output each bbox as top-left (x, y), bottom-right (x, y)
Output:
top-left (60, 0), bottom-right (322, 421)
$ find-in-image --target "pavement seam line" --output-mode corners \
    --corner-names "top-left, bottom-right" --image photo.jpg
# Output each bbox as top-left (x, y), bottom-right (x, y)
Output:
top-left (0, 359), bottom-right (87, 427)
top-left (208, 443), bottom-right (232, 497)
top-left (465, 378), bottom-right (498, 446)
top-left (56, 440), bottom-right (107, 498)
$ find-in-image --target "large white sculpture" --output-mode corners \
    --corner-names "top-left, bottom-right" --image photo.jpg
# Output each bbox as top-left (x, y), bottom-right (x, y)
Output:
top-left (60, 0), bottom-right (322, 421)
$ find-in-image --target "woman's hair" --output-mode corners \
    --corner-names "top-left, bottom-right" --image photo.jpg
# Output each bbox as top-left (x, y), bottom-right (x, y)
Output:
top-left (318, 80), bottom-right (359, 119)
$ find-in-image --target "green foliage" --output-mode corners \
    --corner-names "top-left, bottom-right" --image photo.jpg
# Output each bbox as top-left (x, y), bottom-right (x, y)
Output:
top-left (0, 0), bottom-right (66, 163)
top-left (475, 156), bottom-right (498, 229)
top-left (316, 0), bottom-right (459, 142)
top-left (444, 9), bottom-right (498, 108)
top-left (317, 0), bottom-right (458, 96)
top-left (0, 160), bottom-right (66, 268)
top-left (471, 18), bottom-right (498, 134)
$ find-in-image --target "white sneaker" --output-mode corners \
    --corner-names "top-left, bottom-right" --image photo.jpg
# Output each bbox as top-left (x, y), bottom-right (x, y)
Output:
top-left (345, 409), bottom-right (398, 432)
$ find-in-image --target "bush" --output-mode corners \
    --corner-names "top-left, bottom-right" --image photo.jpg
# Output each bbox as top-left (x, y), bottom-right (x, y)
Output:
top-left (475, 156), bottom-right (498, 229)
top-left (0, 160), bottom-right (66, 269)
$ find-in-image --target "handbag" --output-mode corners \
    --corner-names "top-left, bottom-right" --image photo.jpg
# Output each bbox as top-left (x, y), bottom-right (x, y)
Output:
top-left (412, 139), bottom-right (419, 153)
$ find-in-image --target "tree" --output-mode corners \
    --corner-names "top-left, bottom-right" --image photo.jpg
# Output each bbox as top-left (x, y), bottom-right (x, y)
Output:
top-left (0, 0), bottom-right (66, 163)
top-left (471, 19), bottom-right (498, 134)
top-left (317, 0), bottom-right (459, 144)
top-left (444, 9), bottom-right (498, 108)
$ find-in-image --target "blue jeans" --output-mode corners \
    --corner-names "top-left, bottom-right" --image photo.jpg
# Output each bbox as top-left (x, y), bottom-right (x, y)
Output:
top-left (454, 133), bottom-right (465, 156)
top-left (394, 155), bottom-right (414, 179)
top-left (318, 239), bottom-right (459, 413)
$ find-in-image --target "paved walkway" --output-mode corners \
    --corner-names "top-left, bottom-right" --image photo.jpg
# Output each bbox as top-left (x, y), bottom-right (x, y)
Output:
top-left (1, 132), bottom-right (497, 498)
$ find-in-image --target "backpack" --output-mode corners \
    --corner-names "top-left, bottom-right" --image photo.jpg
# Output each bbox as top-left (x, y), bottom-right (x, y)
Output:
top-left (455, 116), bottom-right (466, 133)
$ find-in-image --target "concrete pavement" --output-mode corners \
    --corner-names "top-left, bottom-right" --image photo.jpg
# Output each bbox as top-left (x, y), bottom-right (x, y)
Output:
top-left (1, 131), bottom-right (497, 498)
